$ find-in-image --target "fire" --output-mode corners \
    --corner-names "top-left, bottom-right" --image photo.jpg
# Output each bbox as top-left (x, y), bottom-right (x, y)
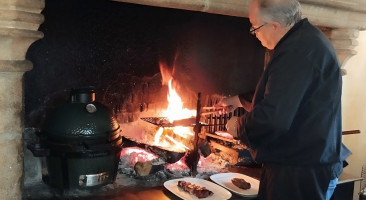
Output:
top-left (166, 155), bottom-right (205, 171)
top-left (163, 80), bottom-right (196, 122)
top-left (165, 135), bottom-right (190, 151)
top-left (121, 147), bottom-right (158, 165)
top-left (153, 77), bottom-right (196, 152)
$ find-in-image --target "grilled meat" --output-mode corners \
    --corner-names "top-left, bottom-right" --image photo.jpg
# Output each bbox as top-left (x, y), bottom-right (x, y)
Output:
top-left (231, 178), bottom-right (251, 190)
top-left (177, 180), bottom-right (214, 198)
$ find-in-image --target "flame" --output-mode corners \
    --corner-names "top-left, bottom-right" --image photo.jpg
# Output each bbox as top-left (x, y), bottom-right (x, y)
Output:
top-left (165, 135), bottom-right (190, 151)
top-left (172, 126), bottom-right (194, 138)
top-left (162, 80), bottom-right (196, 122)
top-left (153, 79), bottom-right (196, 151)
top-left (153, 63), bottom-right (197, 152)
top-left (154, 127), bottom-right (164, 146)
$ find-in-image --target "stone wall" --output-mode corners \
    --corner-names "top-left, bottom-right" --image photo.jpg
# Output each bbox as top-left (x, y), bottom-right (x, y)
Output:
top-left (0, 0), bottom-right (44, 199)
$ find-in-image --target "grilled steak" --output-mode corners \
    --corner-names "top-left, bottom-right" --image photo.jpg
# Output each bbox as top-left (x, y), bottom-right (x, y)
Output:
top-left (177, 180), bottom-right (214, 198)
top-left (231, 178), bottom-right (251, 190)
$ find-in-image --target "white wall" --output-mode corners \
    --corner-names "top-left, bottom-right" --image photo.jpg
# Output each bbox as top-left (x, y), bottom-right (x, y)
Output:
top-left (341, 30), bottom-right (366, 199)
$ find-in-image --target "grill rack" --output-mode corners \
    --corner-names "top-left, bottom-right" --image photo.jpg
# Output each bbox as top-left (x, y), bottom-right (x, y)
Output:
top-left (361, 165), bottom-right (366, 192)
top-left (140, 107), bottom-right (246, 132)
top-left (203, 107), bottom-right (246, 133)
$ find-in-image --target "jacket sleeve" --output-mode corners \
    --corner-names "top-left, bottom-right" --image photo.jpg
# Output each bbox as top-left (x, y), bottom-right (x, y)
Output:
top-left (238, 91), bottom-right (255, 112)
top-left (238, 50), bottom-right (314, 149)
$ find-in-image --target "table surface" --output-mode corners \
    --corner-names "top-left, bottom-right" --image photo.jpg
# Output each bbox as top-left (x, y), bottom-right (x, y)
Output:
top-left (24, 166), bottom-right (363, 200)
top-left (94, 168), bottom-right (363, 200)
top-left (96, 187), bottom-right (257, 200)
top-left (24, 166), bottom-right (261, 200)
top-left (338, 172), bottom-right (363, 184)
top-left (92, 166), bottom-right (261, 200)
top-left (97, 172), bottom-right (362, 200)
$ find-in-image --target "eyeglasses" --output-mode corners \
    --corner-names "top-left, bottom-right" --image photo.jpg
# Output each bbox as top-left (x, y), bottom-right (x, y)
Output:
top-left (249, 23), bottom-right (267, 35)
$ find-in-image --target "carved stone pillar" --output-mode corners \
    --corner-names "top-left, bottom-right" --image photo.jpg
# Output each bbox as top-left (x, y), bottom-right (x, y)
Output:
top-left (330, 29), bottom-right (360, 75)
top-left (0, 0), bottom-right (44, 199)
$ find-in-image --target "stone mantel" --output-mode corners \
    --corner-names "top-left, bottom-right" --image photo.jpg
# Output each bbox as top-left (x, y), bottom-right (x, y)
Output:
top-left (112, 0), bottom-right (366, 30)
top-left (112, 0), bottom-right (366, 73)
top-left (0, 0), bottom-right (365, 199)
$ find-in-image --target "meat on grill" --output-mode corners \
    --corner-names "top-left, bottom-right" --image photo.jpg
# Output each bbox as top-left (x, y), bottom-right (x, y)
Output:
top-left (231, 178), bottom-right (251, 190)
top-left (177, 180), bottom-right (214, 198)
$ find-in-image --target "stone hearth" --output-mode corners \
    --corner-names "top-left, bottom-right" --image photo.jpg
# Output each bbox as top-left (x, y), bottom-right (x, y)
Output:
top-left (1, 0), bottom-right (366, 199)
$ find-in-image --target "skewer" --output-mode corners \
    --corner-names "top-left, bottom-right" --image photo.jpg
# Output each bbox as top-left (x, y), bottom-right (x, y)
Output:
top-left (201, 132), bottom-right (241, 144)
top-left (202, 106), bottom-right (224, 110)
top-left (201, 107), bottom-right (226, 116)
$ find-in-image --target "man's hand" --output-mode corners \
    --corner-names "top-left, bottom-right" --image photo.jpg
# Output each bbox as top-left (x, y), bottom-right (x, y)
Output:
top-left (213, 95), bottom-right (243, 114)
top-left (226, 116), bottom-right (239, 138)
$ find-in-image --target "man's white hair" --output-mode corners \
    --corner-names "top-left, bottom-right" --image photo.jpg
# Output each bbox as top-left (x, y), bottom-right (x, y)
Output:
top-left (257, 0), bottom-right (302, 26)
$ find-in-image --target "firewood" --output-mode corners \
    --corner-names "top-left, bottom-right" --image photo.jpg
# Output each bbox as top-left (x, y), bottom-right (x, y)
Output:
top-left (134, 161), bottom-right (164, 176)
top-left (210, 140), bottom-right (238, 165)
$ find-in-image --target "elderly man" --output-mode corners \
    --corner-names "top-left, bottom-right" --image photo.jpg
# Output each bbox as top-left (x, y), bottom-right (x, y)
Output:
top-left (215, 0), bottom-right (343, 199)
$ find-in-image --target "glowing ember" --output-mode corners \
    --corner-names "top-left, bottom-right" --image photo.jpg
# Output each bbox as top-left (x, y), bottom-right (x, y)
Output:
top-left (166, 159), bottom-right (188, 171)
top-left (120, 147), bottom-right (158, 165)
top-left (166, 155), bottom-right (205, 171)
top-left (154, 127), bottom-right (191, 152)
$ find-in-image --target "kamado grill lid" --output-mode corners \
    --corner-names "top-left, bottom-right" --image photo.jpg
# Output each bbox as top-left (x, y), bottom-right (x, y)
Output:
top-left (42, 87), bottom-right (120, 142)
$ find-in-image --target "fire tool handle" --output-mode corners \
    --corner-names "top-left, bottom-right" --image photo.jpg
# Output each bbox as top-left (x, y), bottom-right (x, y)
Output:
top-left (342, 130), bottom-right (361, 135)
top-left (194, 93), bottom-right (202, 135)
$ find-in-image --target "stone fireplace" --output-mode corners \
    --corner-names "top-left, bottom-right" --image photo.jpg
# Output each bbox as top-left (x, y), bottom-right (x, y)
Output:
top-left (1, 0), bottom-right (366, 199)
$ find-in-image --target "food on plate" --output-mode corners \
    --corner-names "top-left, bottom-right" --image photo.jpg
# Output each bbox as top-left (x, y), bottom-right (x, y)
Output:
top-left (177, 180), bottom-right (214, 198)
top-left (215, 131), bottom-right (234, 139)
top-left (231, 178), bottom-right (251, 190)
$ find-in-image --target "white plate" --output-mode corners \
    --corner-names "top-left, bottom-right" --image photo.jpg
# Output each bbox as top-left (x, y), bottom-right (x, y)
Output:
top-left (163, 177), bottom-right (232, 200)
top-left (210, 173), bottom-right (259, 197)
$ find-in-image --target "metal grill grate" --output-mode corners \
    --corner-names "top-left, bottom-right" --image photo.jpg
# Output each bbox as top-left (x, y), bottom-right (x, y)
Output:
top-left (361, 165), bottom-right (366, 192)
top-left (203, 107), bottom-right (246, 133)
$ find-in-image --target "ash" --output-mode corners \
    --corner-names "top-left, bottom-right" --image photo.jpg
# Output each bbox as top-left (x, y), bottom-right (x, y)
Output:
top-left (117, 150), bottom-right (232, 187)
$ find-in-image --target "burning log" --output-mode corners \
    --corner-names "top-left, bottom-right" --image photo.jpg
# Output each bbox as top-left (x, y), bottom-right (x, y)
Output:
top-left (146, 145), bottom-right (186, 163)
top-left (210, 140), bottom-right (239, 165)
top-left (134, 161), bottom-right (165, 176)
top-left (207, 138), bottom-right (260, 167)
top-left (122, 136), bottom-right (186, 163)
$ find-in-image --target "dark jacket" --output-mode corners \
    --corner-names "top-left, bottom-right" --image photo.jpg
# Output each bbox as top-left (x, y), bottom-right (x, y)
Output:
top-left (238, 19), bottom-right (343, 176)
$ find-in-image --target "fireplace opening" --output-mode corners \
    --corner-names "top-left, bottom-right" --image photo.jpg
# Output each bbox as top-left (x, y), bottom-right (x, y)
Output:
top-left (23, 0), bottom-right (265, 198)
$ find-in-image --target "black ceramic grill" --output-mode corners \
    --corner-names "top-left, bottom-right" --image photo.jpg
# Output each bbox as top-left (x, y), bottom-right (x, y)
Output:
top-left (28, 87), bottom-right (123, 190)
